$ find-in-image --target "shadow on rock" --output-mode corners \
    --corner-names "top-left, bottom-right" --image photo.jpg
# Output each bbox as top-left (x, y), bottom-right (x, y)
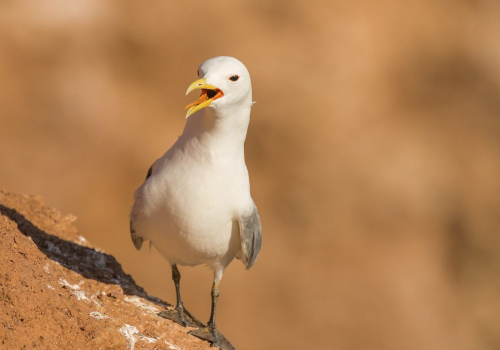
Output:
top-left (0, 203), bottom-right (170, 308)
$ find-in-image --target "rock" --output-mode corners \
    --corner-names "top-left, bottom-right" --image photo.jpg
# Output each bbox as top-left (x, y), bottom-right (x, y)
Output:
top-left (0, 190), bottom-right (211, 350)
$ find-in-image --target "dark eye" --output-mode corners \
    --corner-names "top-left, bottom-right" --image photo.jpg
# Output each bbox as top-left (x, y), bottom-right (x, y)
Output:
top-left (229, 75), bottom-right (239, 81)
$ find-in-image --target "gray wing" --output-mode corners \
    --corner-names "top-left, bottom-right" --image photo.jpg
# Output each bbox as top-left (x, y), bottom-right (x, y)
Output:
top-left (129, 164), bottom-right (154, 250)
top-left (239, 206), bottom-right (262, 270)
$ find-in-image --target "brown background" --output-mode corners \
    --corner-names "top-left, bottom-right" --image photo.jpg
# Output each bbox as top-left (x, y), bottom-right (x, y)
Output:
top-left (1, 1), bottom-right (500, 349)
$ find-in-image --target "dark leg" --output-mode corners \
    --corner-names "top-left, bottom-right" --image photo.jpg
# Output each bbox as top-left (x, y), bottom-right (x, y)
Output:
top-left (208, 281), bottom-right (219, 329)
top-left (188, 281), bottom-right (234, 350)
top-left (158, 265), bottom-right (203, 327)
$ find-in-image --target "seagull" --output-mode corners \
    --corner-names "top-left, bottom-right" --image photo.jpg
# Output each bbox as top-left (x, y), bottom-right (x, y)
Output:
top-left (130, 56), bottom-right (262, 350)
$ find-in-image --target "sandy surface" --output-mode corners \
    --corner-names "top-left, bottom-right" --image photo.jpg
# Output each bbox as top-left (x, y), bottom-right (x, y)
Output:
top-left (0, 190), bottom-right (212, 350)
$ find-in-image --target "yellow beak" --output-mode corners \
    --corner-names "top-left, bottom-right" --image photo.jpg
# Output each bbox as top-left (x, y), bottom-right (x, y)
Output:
top-left (184, 78), bottom-right (224, 118)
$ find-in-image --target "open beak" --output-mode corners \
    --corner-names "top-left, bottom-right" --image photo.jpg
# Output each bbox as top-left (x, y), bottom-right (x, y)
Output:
top-left (184, 78), bottom-right (224, 118)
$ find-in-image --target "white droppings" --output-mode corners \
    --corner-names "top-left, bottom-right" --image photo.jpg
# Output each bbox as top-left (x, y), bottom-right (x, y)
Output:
top-left (73, 290), bottom-right (90, 301)
top-left (124, 296), bottom-right (160, 314)
top-left (59, 278), bottom-right (80, 290)
top-left (89, 311), bottom-right (109, 320)
top-left (119, 324), bottom-right (158, 350)
top-left (43, 263), bottom-right (51, 273)
top-left (59, 278), bottom-right (91, 301)
top-left (46, 285), bottom-right (55, 290)
top-left (165, 341), bottom-right (182, 350)
top-left (119, 324), bottom-right (138, 350)
top-left (77, 235), bottom-right (87, 245)
top-left (142, 335), bottom-right (158, 344)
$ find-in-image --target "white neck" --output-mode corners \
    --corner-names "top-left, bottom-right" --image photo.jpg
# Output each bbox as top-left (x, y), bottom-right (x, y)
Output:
top-left (179, 105), bottom-right (251, 158)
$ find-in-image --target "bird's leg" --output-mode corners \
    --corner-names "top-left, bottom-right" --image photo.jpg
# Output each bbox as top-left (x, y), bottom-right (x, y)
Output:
top-left (158, 264), bottom-right (204, 328)
top-left (189, 280), bottom-right (235, 350)
top-left (208, 281), bottom-right (219, 329)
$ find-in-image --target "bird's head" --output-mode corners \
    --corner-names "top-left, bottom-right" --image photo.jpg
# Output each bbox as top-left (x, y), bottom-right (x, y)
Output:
top-left (185, 56), bottom-right (252, 118)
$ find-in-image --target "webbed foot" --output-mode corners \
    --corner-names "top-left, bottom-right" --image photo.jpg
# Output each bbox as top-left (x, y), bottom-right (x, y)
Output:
top-left (158, 307), bottom-right (204, 328)
top-left (189, 325), bottom-right (235, 350)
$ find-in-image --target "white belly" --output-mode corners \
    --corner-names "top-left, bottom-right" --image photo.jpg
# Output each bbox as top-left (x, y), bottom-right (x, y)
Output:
top-left (132, 153), bottom-right (250, 268)
top-left (148, 211), bottom-right (239, 267)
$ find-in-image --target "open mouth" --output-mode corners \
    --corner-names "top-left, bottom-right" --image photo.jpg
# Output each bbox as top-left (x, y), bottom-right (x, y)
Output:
top-left (185, 88), bottom-right (224, 116)
top-left (206, 89), bottom-right (220, 99)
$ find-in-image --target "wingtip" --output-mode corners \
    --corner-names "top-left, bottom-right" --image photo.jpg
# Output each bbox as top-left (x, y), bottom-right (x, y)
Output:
top-left (130, 220), bottom-right (143, 250)
top-left (132, 236), bottom-right (143, 250)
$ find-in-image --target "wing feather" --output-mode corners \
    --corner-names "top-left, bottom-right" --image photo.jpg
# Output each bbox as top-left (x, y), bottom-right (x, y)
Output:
top-left (239, 206), bottom-right (262, 269)
top-left (129, 164), bottom-right (154, 250)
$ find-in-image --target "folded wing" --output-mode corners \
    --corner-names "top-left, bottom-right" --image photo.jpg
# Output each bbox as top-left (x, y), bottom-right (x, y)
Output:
top-left (238, 206), bottom-right (262, 270)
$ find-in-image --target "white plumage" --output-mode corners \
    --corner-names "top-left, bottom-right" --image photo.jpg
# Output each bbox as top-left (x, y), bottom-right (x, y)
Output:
top-left (130, 56), bottom-right (261, 350)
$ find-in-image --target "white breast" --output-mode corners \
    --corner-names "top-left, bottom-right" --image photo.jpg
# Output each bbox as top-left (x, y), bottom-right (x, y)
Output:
top-left (132, 141), bottom-right (251, 268)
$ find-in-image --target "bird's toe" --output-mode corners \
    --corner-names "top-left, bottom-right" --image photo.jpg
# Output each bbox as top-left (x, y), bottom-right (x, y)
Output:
top-left (158, 307), bottom-right (204, 328)
top-left (189, 326), bottom-right (235, 350)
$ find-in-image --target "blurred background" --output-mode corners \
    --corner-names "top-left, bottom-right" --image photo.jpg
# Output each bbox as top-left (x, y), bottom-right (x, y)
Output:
top-left (1, 1), bottom-right (500, 349)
